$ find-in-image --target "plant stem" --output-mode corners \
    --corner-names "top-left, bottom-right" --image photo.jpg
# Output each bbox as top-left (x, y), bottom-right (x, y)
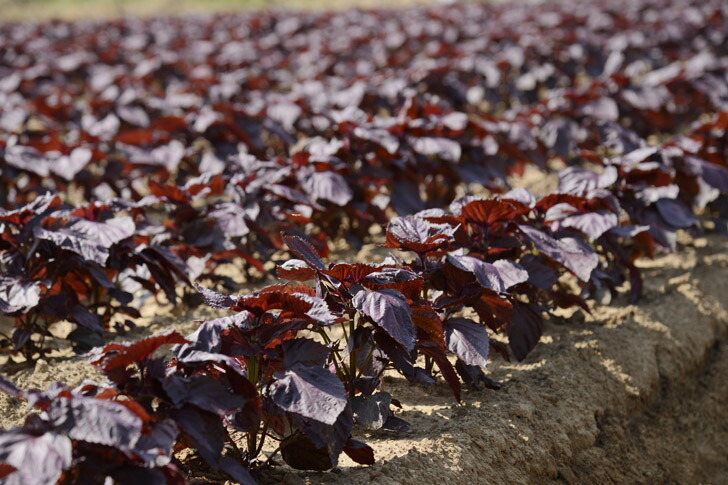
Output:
top-left (349, 313), bottom-right (357, 395)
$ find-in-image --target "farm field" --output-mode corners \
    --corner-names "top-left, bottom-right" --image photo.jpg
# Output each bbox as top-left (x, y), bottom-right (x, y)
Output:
top-left (0, 0), bottom-right (727, 483)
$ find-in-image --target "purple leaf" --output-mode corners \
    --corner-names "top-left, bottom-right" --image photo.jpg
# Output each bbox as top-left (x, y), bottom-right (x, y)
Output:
top-left (353, 126), bottom-right (399, 154)
top-left (447, 255), bottom-right (505, 293)
top-left (282, 339), bottom-right (331, 369)
top-left (443, 318), bottom-right (489, 368)
top-left (174, 312), bottom-right (252, 366)
top-left (655, 199), bottom-right (697, 228)
top-left (70, 305), bottom-right (104, 334)
top-left (353, 288), bottom-right (416, 352)
top-left (503, 188), bottom-right (536, 207)
top-left (410, 136), bottom-right (461, 162)
top-left (390, 180), bottom-right (425, 216)
top-left (373, 329), bottom-right (434, 387)
top-left (362, 267), bottom-right (422, 294)
top-left (608, 225), bottom-right (650, 239)
top-left (560, 211), bottom-right (619, 241)
top-left (161, 375), bottom-right (245, 414)
top-left (0, 375), bottom-right (22, 398)
top-left (351, 392), bottom-right (392, 430)
top-left (280, 434), bottom-right (335, 471)
top-left (169, 406), bottom-right (224, 468)
top-left (194, 284), bottom-right (237, 309)
top-left (506, 301), bottom-right (544, 361)
top-left (687, 156), bottom-right (728, 192)
top-left (282, 234), bottom-right (325, 270)
top-left (65, 217), bottom-right (135, 247)
top-left (269, 364), bottom-right (347, 425)
top-left (492, 260), bottom-right (529, 289)
top-left (268, 184), bottom-right (317, 208)
top-left (342, 439), bottom-right (375, 466)
top-left (385, 216), bottom-right (457, 253)
top-left (292, 402), bottom-right (354, 469)
top-left (519, 225), bottom-right (598, 282)
top-left (544, 203), bottom-right (579, 222)
top-left (582, 97), bottom-right (619, 121)
top-left (0, 429), bottom-right (72, 485)
top-left (0, 277), bottom-right (41, 313)
top-left (558, 166), bottom-right (618, 195)
top-left (48, 396), bottom-right (142, 449)
top-left (33, 217), bottom-right (134, 265)
top-left (267, 101), bottom-right (301, 130)
top-left (209, 202), bottom-right (250, 238)
top-left (133, 419), bottom-right (178, 467)
top-left (301, 171), bottom-right (353, 206)
top-left (381, 415), bottom-right (411, 433)
top-left (3, 145), bottom-right (51, 177)
top-left (50, 147), bottom-right (93, 181)
top-left (636, 184), bottom-right (679, 205)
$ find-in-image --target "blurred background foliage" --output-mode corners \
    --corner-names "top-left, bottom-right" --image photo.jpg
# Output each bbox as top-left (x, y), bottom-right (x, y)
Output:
top-left (0, 0), bottom-right (444, 21)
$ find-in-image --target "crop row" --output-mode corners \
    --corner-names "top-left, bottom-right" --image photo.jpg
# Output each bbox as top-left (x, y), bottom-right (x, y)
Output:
top-left (1, 108), bottom-right (726, 483)
top-left (1, 0), bottom-right (727, 356)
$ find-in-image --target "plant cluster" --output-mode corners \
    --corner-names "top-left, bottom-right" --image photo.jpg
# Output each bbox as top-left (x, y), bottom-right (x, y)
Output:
top-left (0, 0), bottom-right (727, 482)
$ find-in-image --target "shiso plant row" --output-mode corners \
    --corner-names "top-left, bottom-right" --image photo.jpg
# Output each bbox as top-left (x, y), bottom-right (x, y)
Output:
top-left (0, 0), bottom-right (727, 482)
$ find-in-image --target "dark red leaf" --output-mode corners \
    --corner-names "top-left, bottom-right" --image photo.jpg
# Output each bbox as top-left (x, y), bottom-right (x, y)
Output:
top-left (460, 199), bottom-right (528, 226)
top-left (90, 330), bottom-right (188, 372)
top-left (342, 439), bottom-right (375, 465)
top-left (384, 216), bottom-right (457, 253)
top-left (282, 233), bottom-right (325, 270)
